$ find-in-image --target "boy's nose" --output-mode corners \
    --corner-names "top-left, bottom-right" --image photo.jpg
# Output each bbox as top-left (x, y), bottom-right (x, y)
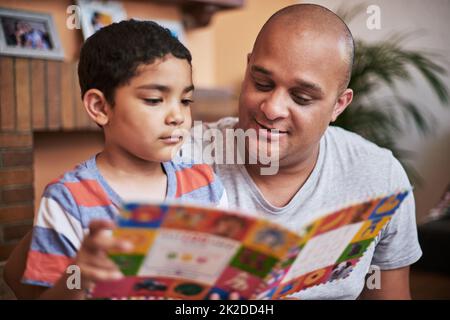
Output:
top-left (165, 104), bottom-right (185, 126)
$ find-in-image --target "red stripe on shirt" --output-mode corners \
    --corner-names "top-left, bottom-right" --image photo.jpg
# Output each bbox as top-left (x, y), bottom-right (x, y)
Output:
top-left (175, 164), bottom-right (215, 197)
top-left (64, 179), bottom-right (112, 207)
top-left (23, 250), bottom-right (74, 285)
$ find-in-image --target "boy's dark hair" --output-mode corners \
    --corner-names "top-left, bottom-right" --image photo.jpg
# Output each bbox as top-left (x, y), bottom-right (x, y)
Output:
top-left (78, 19), bottom-right (192, 105)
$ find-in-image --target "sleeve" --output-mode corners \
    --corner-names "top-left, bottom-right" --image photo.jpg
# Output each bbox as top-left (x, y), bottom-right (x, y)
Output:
top-left (22, 183), bottom-right (84, 287)
top-left (217, 186), bottom-right (229, 209)
top-left (371, 157), bottom-right (423, 270)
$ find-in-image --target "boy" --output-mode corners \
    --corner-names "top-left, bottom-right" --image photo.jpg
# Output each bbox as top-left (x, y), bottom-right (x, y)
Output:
top-left (13, 20), bottom-right (227, 299)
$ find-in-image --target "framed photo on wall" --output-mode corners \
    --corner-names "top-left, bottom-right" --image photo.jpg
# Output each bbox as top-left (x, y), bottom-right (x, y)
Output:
top-left (77, 0), bottom-right (127, 40)
top-left (0, 7), bottom-right (64, 60)
top-left (135, 18), bottom-right (187, 47)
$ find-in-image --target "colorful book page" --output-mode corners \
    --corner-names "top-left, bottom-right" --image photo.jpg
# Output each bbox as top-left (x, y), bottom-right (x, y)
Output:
top-left (90, 189), bottom-right (410, 300)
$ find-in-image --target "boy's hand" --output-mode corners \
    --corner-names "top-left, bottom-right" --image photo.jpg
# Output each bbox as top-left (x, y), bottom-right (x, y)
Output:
top-left (75, 219), bottom-right (133, 290)
top-left (209, 292), bottom-right (240, 300)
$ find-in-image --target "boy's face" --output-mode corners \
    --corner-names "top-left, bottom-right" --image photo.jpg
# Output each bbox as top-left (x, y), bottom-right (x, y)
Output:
top-left (104, 54), bottom-right (193, 162)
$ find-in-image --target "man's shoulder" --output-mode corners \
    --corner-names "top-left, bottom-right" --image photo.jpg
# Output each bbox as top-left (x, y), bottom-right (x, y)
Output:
top-left (325, 126), bottom-right (393, 160)
top-left (323, 126), bottom-right (410, 189)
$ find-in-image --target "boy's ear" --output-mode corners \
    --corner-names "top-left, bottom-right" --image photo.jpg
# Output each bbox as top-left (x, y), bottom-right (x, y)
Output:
top-left (83, 89), bottom-right (110, 126)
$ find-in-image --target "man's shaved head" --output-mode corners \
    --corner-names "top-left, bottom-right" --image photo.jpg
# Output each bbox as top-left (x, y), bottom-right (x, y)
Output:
top-left (253, 4), bottom-right (355, 91)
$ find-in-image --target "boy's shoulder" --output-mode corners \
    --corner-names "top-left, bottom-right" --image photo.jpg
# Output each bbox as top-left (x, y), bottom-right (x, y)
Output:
top-left (166, 158), bottom-right (216, 193)
top-left (42, 156), bottom-right (113, 210)
top-left (166, 158), bottom-right (224, 204)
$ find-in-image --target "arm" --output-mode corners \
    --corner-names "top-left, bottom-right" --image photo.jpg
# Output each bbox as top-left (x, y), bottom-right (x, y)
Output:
top-left (4, 220), bottom-right (132, 300)
top-left (3, 231), bottom-right (45, 299)
top-left (358, 266), bottom-right (411, 300)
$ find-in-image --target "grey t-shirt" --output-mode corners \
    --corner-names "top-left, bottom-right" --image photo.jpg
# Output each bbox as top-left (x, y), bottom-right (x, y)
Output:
top-left (181, 117), bottom-right (422, 299)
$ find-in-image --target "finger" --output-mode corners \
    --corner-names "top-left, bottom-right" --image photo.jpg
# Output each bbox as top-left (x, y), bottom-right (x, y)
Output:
top-left (88, 219), bottom-right (116, 236)
top-left (80, 264), bottom-right (123, 283)
top-left (77, 251), bottom-right (121, 272)
top-left (83, 232), bottom-right (133, 253)
top-left (229, 292), bottom-right (240, 300)
top-left (209, 293), bottom-right (220, 300)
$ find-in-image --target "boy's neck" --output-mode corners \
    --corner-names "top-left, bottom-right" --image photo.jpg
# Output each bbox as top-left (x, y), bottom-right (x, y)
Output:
top-left (95, 147), bottom-right (168, 203)
top-left (97, 147), bottom-right (164, 178)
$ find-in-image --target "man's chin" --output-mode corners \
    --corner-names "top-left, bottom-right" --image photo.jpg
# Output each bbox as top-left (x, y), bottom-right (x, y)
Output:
top-left (246, 140), bottom-right (282, 165)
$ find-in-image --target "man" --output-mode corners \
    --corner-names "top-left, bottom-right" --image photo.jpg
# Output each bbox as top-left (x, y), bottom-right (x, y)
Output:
top-left (183, 3), bottom-right (421, 299)
top-left (4, 4), bottom-right (421, 300)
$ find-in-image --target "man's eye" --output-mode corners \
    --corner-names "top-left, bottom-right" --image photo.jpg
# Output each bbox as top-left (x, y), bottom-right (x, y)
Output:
top-left (292, 95), bottom-right (312, 106)
top-left (254, 82), bottom-right (273, 92)
top-left (181, 99), bottom-right (194, 107)
top-left (143, 98), bottom-right (163, 105)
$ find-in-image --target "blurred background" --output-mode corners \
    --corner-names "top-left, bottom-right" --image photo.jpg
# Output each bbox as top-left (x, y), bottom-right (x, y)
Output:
top-left (0, 0), bottom-right (449, 299)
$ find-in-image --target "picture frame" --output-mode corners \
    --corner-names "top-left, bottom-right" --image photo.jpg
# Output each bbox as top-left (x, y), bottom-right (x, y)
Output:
top-left (135, 18), bottom-right (187, 47)
top-left (0, 7), bottom-right (64, 60)
top-left (77, 0), bottom-right (127, 40)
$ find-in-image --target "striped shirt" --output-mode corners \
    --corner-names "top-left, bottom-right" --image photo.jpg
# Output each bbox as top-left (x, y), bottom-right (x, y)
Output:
top-left (22, 155), bottom-right (227, 287)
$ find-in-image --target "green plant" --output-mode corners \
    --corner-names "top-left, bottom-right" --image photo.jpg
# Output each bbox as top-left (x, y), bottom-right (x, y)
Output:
top-left (334, 6), bottom-right (449, 184)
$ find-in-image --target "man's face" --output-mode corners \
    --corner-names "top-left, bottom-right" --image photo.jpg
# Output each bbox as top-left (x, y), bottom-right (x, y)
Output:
top-left (104, 54), bottom-right (193, 162)
top-left (238, 24), bottom-right (351, 167)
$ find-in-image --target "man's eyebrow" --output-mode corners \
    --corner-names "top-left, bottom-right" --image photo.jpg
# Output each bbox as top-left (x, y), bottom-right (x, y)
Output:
top-left (251, 65), bottom-right (324, 96)
top-left (293, 80), bottom-right (324, 96)
top-left (136, 84), bottom-right (195, 93)
top-left (251, 65), bottom-right (271, 76)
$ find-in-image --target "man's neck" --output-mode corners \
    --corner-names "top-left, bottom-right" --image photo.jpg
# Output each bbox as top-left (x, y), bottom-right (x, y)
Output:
top-left (245, 144), bottom-right (320, 208)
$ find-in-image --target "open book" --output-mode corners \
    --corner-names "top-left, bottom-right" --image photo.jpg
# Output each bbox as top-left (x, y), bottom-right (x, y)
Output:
top-left (90, 189), bottom-right (410, 300)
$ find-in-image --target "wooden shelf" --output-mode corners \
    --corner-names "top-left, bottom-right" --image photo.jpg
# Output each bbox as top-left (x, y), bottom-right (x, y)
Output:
top-left (151, 0), bottom-right (245, 28)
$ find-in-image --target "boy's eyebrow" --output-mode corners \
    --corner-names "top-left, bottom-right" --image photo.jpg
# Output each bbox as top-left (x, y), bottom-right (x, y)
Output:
top-left (183, 85), bottom-right (195, 93)
top-left (136, 84), bottom-right (195, 93)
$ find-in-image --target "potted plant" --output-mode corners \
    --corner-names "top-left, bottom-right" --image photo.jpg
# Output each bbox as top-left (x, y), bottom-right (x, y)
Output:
top-left (334, 5), bottom-right (449, 184)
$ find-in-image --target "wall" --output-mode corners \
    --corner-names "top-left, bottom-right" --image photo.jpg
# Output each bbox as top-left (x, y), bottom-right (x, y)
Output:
top-left (211, 0), bottom-right (296, 88)
top-left (0, 0), bottom-right (216, 86)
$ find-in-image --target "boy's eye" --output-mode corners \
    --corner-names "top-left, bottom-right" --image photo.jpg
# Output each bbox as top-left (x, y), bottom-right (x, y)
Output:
top-left (143, 98), bottom-right (163, 105)
top-left (181, 99), bottom-right (194, 107)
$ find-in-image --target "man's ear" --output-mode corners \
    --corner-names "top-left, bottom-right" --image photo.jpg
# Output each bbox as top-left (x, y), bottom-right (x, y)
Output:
top-left (331, 88), bottom-right (353, 122)
top-left (83, 89), bottom-right (110, 126)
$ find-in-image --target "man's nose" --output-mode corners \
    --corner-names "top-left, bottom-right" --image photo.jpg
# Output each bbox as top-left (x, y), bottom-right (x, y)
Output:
top-left (165, 102), bottom-right (185, 126)
top-left (260, 89), bottom-right (289, 121)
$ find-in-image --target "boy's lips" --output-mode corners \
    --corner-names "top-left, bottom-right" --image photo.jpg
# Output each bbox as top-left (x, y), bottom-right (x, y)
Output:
top-left (160, 134), bottom-right (183, 144)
